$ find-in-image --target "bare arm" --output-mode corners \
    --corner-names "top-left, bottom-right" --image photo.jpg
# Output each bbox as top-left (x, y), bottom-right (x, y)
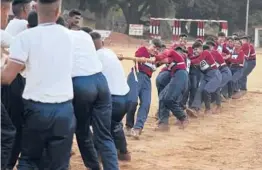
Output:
top-left (1, 59), bottom-right (25, 85)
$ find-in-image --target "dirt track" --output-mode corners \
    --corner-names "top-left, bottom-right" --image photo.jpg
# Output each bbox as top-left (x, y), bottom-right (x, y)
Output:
top-left (71, 46), bottom-right (262, 170)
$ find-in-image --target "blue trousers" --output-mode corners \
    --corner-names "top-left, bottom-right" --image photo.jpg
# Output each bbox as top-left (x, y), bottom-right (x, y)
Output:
top-left (188, 67), bottom-right (202, 107)
top-left (126, 71), bottom-right (151, 129)
top-left (72, 73), bottom-right (119, 170)
top-left (191, 69), bottom-right (222, 110)
top-left (1, 103), bottom-right (16, 169)
top-left (220, 66), bottom-right (232, 88)
top-left (239, 60), bottom-right (256, 91)
top-left (158, 70), bottom-right (189, 124)
top-left (17, 100), bottom-right (76, 170)
top-left (1, 74), bottom-right (25, 169)
top-left (228, 67), bottom-right (243, 97)
top-left (111, 94), bottom-right (129, 154)
top-left (156, 71), bottom-right (171, 95)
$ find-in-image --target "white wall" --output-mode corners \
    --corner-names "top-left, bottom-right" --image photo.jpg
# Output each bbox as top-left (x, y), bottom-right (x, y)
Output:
top-left (255, 28), bottom-right (262, 48)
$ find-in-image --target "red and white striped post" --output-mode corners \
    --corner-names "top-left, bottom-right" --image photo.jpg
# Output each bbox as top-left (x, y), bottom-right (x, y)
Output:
top-left (172, 20), bottom-right (181, 41)
top-left (197, 21), bottom-right (205, 40)
top-left (150, 19), bottom-right (161, 39)
top-left (221, 22), bottom-right (228, 36)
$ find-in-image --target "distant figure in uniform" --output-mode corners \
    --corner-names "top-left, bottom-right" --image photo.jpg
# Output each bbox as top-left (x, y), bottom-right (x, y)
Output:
top-left (1, 0), bottom-right (17, 169)
top-left (1, 0), bottom-right (76, 169)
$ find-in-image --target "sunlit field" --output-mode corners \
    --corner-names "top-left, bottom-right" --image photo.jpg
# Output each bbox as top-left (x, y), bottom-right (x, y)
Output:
top-left (70, 46), bottom-right (262, 170)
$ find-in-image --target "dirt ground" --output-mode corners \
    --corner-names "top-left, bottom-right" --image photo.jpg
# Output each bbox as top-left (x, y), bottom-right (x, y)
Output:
top-left (70, 44), bottom-right (262, 170)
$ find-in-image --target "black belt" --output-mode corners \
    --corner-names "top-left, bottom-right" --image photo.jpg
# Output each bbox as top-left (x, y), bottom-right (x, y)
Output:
top-left (230, 64), bottom-right (243, 68)
top-left (246, 58), bottom-right (256, 61)
top-left (219, 65), bottom-right (227, 70)
top-left (200, 67), bottom-right (213, 74)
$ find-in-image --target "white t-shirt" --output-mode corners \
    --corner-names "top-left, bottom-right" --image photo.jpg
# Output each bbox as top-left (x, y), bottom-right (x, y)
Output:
top-left (9, 24), bottom-right (74, 103)
top-left (97, 48), bottom-right (130, 96)
top-left (5, 18), bottom-right (28, 36)
top-left (70, 30), bottom-right (102, 77)
top-left (5, 18), bottom-right (28, 77)
top-left (1, 29), bottom-right (13, 48)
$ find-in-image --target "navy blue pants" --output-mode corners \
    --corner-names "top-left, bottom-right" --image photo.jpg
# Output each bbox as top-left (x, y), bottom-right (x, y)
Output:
top-left (188, 67), bottom-right (202, 107)
top-left (156, 70), bottom-right (171, 95)
top-left (126, 71), bottom-right (151, 129)
top-left (228, 67), bottom-right (243, 97)
top-left (239, 59), bottom-right (256, 91)
top-left (191, 69), bottom-right (222, 110)
top-left (17, 100), bottom-right (76, 170)
top-left (158, 70), bottom-right (189, 124)
top-left (111, 94), bottom-right (129, 154)
top-left (72, 73), bottom-right (119, 170)
top-left (212, 66), bottom-right (232, 103)
top-left (220, 66), bottom-right (232, 88)
top-left (1, 103), bottom-right (16, 169)
top-left (1, 74), bottom-right (25, 169)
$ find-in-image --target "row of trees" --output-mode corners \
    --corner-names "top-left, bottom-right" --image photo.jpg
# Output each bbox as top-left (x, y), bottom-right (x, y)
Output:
top-left (62, 0), bottom-right (262, 35)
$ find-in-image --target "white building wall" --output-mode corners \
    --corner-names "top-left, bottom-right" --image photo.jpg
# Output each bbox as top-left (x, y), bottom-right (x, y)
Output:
top-left (254, 28), bottom-right (262, 48)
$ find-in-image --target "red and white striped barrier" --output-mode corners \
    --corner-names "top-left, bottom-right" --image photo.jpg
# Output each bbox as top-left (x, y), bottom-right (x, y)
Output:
top-left (150, 17), bottom-right (228, 41)
top-left (150, 19), bottom-right (161, 39)
top-left (197, 21), bottom-right (205, 40)
top-left (221, 22), bottom-right (228, 36)
top-left (173, 20), bottom-right (181, 41)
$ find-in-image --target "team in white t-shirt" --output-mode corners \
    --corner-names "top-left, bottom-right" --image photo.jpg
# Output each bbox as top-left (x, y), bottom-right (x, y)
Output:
top-left (97, 48), bottom-right (130, 96)
top-left (70, 30), bottom-right (102, 77)
top-left (1, 4), bottom-right (130, 168)
top-left (9, 24), bottom-right (74, 103)
top-left (5, 18), bottom-right (28, 36)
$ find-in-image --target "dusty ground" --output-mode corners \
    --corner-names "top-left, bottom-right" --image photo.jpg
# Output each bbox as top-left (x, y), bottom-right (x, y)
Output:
top-left (71, 44), bottom-right (262, 170)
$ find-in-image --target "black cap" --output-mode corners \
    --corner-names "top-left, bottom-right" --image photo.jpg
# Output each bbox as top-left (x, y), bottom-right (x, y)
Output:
top-left (56, 16), bottom-right (66, 26)
top-left (203, 44), bottom-right (210, 51)
top-left (38, 0), bottom-right (59, 4)
top-left (27, 11), bottom-right (38, 28)
top-left (12, 0), bottom-right (32, 5)
top-left (81, 26), bottom-right (93, 34)
top-left (151, 39), bottom-right (162, 48)
top-left (179, 33), bottom-right (188, 38)
top-left (239, 35), bottom-right (249, 40)
top-left (205, 41), bottom-right (216, 47)
top-left (218, 32), bottom-right (226, 37)
top-left (227, 36), bottom-right (234, 41)
top-left (232, 33), bottom-right (239, 36)
top-left (175, 46), bottom-right (188, 54)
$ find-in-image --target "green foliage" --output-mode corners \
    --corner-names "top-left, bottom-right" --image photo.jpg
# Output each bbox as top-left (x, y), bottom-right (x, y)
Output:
top-left (64, 0), bottom-right (262, 32)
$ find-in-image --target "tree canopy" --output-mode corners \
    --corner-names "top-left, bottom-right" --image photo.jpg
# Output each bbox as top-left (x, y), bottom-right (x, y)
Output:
top-left (62, 0), bottom-right (262, 35)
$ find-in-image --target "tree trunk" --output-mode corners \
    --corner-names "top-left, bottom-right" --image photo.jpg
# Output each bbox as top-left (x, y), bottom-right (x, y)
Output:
top-left (95, 6), bottom-right (110, 29)
top-left (119, 1), bottom-right (143, 34)
top-left (95, 11), bottom-right (107, 29)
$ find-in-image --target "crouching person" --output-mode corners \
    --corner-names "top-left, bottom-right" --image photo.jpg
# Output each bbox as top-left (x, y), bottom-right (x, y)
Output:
top-left (187, 42), bottom-right (222, 115)
top-left (91, 32), bottom-right (131, 161)
top-left (154, 48), bottom-right (189, 131)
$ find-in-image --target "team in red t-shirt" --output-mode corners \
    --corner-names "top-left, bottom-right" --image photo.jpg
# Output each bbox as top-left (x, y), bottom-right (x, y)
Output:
top-left (127, 32), bottom-right (256, 133)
